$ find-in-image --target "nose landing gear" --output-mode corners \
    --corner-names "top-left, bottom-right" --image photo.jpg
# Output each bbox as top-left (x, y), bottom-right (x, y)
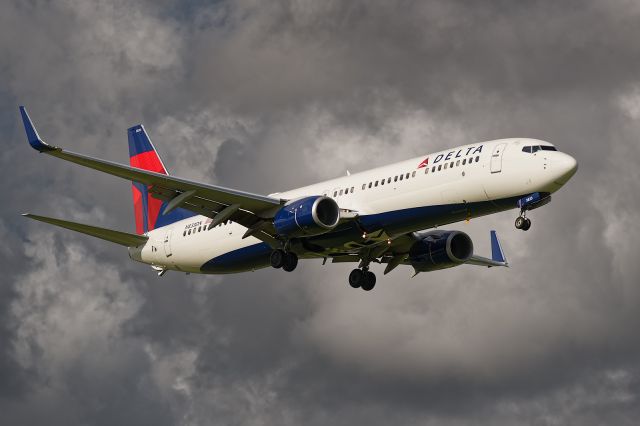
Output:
top-left (515, 213), bottom-right (531, 231)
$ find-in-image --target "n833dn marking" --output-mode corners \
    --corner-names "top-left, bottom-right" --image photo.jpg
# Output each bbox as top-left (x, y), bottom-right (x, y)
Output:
top-left (19, 106), bottom-right (578, 291)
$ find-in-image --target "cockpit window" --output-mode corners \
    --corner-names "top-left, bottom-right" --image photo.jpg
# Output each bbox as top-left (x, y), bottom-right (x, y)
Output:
top-left (523, 145), bottom-right (558, 153)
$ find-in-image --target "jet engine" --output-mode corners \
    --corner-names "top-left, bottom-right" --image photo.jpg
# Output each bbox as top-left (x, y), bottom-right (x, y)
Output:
top-left (273, 196), bottom-right (340, 238)
top-left (409, 230), bottom-right (474, 272)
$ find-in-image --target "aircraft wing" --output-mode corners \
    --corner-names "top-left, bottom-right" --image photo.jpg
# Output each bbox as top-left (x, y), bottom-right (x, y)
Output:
top-left (23, 213), bottom-right (148, 247)
top-left (19, 107), bottom-right (283, 245)
top-left (329, 230), bottom-right (508, 273)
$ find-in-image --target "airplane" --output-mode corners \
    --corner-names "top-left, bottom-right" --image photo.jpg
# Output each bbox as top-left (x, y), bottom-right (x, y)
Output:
top-left (18, 106), bottom-right (578, 291)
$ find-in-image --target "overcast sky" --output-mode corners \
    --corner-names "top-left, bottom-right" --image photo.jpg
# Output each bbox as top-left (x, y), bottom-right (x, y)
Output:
top-left (1, 0), bottom-right (640, 424)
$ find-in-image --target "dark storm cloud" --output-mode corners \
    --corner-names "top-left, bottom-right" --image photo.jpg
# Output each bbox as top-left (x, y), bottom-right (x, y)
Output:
top-left (1, 0), bottom-right (640, 424)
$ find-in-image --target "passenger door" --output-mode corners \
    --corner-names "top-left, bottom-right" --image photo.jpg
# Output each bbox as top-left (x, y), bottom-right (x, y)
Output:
top-left (490, 143), bottom-right (507, 173)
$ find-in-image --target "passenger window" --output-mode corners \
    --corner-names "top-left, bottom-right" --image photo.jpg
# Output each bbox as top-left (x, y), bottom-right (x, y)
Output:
top-left (412, 171), bottom-right (416, 177)
top-left (183, 231), bottom-right (186, 236)
top-left (406, 173), bottom-right (410, 179)
top-left (456, 160), bottom-right (460, 166)
top-left (432, 166), bottom-right (436, 172)
top-left (387, 177), bottom-right (391, 183)
top-left (462, 159), bottom-right (466, 165)
top-left (444, 163), bottom-right (448, 169)
top-left (333, 191), bottom-right (337, 197)
top-left (375, 181), bottom-right (378, 187)
top-left (369, 182), bottom-right (372, 188)
top-left (350, 187), bottom-right (354, 193)
top-left (394, 176), bottom-right (398, 182)
top-left (339, 189), bottom-right (343, 195)
top-left (362, 184), bottom-right (366, 190)
top-left (188, 229), bottom-right (191, 235)
top-left (438, 165), bottom-right (442, 171)
top-left (399, 175), bottom-right (403, 181)
top-left (425, 167), bottom-right (429, 174)
top-left (475, 156), bottom-right (480, 162)
top-left (198, 226), bottom-right (202, 232)
top-left (381, 179), bottom-right (385, 185)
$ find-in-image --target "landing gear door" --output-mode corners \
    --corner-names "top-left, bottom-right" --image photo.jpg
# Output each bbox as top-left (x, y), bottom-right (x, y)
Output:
top-left (490, 143), bottom-right (507, 173)
top-left (163, 229), bottom-right (172, 258)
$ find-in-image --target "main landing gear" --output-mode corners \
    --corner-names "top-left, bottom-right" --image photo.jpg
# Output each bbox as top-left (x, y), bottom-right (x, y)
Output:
top-left (515, 212), bottom-right (531, 231)
top-left (348, 267), bottom-right (377, 291)
top-left (270, 249), bottom-right (298, 272)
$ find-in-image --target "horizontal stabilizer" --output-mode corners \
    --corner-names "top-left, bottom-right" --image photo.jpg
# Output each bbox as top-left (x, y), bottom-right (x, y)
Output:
top-left (22, 213), bottom-right (148, 247)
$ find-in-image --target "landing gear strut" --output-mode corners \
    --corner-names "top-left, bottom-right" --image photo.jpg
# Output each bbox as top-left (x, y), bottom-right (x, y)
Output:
top-left (348, 267), bottom-right (376, 291)
top-left (270, 249), bottom-right (298, 272)
top-left (515, 212), bottom-right (531, 231)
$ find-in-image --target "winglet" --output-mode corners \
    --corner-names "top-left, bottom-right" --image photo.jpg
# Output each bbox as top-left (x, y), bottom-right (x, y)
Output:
top-left (19, 106), bottom-right (55, 152)
top-left (490, 230), bottom-right (508, 265)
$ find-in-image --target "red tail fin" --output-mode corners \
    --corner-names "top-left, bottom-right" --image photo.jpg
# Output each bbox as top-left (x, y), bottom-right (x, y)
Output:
top-left (128, 125), bottom-right (194, 234)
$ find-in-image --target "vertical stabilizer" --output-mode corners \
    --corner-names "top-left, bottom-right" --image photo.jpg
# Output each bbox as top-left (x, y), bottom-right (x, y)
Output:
top-left (128, 125), bottom-right (194, 234)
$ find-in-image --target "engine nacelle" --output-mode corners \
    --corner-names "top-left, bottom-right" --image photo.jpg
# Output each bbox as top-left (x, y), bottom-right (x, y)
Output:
top-left (409, 230), bottom-right (474, 272)
top-left (273, 196), bottom-right (340, 238)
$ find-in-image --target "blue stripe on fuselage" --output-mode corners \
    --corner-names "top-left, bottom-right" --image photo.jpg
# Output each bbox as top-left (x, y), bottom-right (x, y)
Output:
top-left (199, 195), bottom-right (524, 274)
top-left (201, 242), bottom-right (273, 274)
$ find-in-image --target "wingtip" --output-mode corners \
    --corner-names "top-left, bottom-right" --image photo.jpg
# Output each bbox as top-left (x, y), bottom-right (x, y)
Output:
top-left (490, 230), bottom-right (507, 264)
top-left (19, 106), bottom-right (55, 152)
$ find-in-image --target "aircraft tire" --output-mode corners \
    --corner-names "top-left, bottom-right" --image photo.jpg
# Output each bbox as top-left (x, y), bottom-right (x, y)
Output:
top-left (270, 249), bottom-right (285, 268)
top-left (515, 216), bottom-right (525, 229)
top-left (522, 218), bottom-right (531, 231)
top-left (349, 269), bottom-right (363, 288)
top-left (361, 271), bottom-right (376, 291)
top-left (282, 252), bottom-right (298, 272)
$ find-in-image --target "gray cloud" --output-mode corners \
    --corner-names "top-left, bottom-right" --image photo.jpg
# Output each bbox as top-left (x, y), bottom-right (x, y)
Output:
top-left (2, 0), bottom-right (640, 424)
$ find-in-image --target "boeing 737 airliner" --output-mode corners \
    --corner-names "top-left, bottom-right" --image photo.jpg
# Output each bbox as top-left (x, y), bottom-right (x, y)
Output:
top-left (19, 106), bottom-right (577, 291)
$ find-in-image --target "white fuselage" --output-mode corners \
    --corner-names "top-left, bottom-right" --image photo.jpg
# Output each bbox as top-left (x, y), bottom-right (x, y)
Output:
top-left (129, 138), bottom-right (577, 273)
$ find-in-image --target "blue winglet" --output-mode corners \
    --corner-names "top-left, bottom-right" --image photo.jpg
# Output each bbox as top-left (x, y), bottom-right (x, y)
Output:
top-left (19, 106), bottom-right (54, 152)
top-left (490, 230), bottom-right (507, 264)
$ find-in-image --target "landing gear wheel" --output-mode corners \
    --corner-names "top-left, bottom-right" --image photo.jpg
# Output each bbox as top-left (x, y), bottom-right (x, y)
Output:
top-left (270, 249), bottom-right (285, 268)
top-left (515, 216), bottom-right (525, 230)
top-left (349, 269), bottom-right (364, 288)
top-left (282, 252), bottom-right (299, 272)
top-left (522, 218), bottom-right (531, 231)
top-left (361, 271), bottom-right (377, 291)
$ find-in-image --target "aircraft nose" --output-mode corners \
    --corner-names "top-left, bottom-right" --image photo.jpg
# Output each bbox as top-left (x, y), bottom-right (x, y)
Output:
top-left (553, 152), bottom-right (578, 185)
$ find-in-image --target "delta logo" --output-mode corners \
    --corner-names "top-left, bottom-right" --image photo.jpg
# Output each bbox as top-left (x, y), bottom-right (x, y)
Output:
top-left (417, 145), bottom-right (484, 169)
top-left (417, 157), bottom-right (429, 168)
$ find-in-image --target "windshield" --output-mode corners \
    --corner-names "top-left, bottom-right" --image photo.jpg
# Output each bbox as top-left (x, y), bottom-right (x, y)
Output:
top-left (522, 145), bottom-right (557, 153)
